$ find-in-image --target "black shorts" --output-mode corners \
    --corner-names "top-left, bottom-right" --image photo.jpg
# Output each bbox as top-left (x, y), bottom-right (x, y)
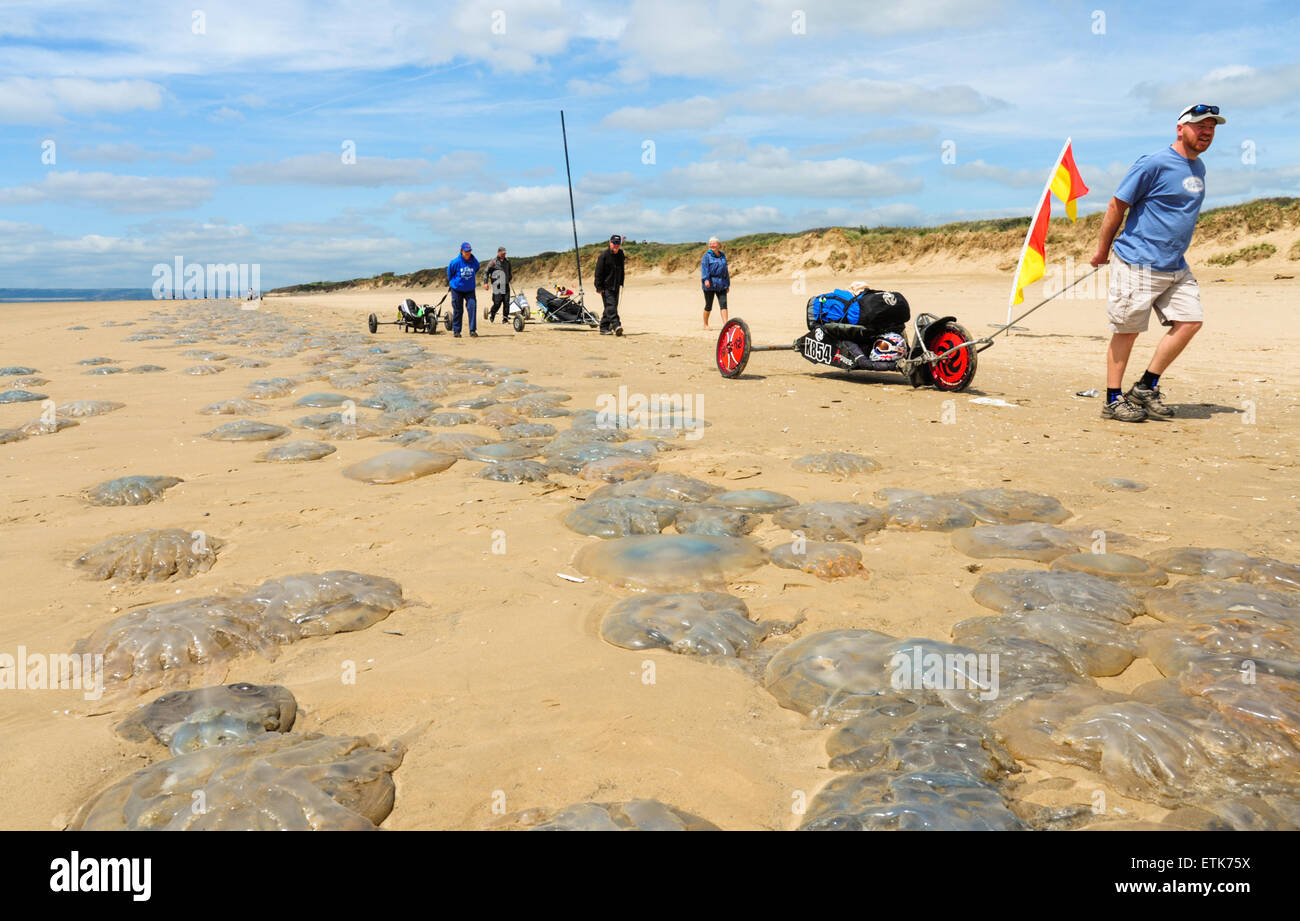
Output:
top-left (704, 289), bottom-right (728, 311)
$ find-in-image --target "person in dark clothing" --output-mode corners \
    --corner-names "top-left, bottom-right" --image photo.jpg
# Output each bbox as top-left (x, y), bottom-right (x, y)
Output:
top-left (483, 246), bottom-right (512, 324)
top-left (594, 234), bottom-right (625, 336)
top-left (447, 242), bottom-right (480, 338)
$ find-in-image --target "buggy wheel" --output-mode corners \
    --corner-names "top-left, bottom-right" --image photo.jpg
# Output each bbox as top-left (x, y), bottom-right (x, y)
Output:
top-left (926, 321), bottom-right (978, 392)
top-left (512, 315), bottom-right (525, 333)
top-left (367, 313), bottom-right (378, 334)
top-left (716, 318), bottom-right (751, 378)
top-left (427, 317), bottom-right (438, 334)
top-left (443, 315), bottom-right (453, 332)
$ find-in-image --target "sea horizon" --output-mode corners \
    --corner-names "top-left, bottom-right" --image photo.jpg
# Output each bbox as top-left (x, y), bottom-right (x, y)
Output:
top-left (0, 288), bottom-right (254, 303)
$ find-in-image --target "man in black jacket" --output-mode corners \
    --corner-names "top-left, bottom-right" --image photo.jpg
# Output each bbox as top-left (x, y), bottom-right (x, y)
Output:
top-left (594, 234), bottom-right (625, 336)
top-left (483, 246), bottom-right (512, 324)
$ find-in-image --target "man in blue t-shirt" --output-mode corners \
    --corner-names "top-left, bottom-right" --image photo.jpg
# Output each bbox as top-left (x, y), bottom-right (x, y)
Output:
top-left (1089, 103), bottom-right (1224, 422)
top-left (446, 242), bottom-right (480, 338)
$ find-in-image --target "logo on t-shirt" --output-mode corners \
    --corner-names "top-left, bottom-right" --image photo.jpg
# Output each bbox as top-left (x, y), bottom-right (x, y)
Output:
top-left (1182, 176), bottom-right (1205, 194)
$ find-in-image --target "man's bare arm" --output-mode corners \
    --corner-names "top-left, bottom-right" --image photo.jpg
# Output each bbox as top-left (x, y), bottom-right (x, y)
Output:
top-left (1090, 197), bottom-right (1131, 266)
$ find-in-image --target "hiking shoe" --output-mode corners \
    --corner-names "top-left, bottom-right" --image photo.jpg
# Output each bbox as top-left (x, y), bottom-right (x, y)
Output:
top-left (469, 330), bottom-right (478, 338)
top-left (1126, 383), bottom-right (1173, 418)
top-left (599, 329), bottom-right (612, 336)
top-left (1101, 396), bottom-right (1146, 422)
top-left (614, 326), bottom-right (624, 337)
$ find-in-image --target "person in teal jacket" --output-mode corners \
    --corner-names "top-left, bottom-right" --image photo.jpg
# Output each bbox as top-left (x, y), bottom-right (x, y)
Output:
top-left (446, 242), bottom-right (480, 337)
top-left (700, 236), bottom-right (729, 329)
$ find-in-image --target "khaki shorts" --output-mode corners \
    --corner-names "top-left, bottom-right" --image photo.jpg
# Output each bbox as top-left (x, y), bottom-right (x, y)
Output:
top-left (1108, 256), bottom-right (1203, 334)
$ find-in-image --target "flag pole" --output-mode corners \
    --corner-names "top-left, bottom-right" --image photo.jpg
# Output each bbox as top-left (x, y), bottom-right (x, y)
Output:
top-left (1005, 137), bottom-right (1073, 323)
top-left (990, 265), bottom-right (1102, 341)
top-left (560, 110), bottom-right (584, 302)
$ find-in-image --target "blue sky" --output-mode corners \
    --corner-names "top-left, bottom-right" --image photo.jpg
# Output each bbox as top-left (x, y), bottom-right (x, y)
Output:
top-left (1, 0), bottom-right (1298, 289)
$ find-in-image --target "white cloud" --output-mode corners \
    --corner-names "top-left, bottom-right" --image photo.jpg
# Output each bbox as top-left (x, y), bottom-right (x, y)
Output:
top-left (65, 143), bottom-right (213, 164)
top-left (602, 96), bottom-right (723, 133)
top-left (1132, 61), bottom-right (1300, 111)
top-left (947, 160), bottom-right (1045, 189)
top-left (644, 146), bottom-right (920, 200)
top-left (752, 77), bottom-right (1007, 118)
top-left (0, 171), bottom-right (215, 213)
top-left (0, 77), bottom-right (164, 124)
top-left (231, 152), bottom-right (434, 186)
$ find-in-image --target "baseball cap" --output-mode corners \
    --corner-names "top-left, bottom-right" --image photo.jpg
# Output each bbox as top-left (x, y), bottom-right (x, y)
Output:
top-left (460, 242), bottom-right (472, 252)
top-left (1178, 104), bottom-right (1225, 125)
top-left (610, 234), bottom-right (622, 244)
top-left (497, 246), bottom-right (506, 253)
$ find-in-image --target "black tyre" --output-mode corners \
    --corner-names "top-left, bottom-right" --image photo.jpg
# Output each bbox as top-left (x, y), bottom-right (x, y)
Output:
top-left (512, 315), bottom-right (525, 332)
top-left (443, 315), bottom-right (453, 332)
top-left (367, 313), bottom-right (378, 334)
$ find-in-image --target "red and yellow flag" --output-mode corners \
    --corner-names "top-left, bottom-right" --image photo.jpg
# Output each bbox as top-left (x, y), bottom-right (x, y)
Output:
top-left (1008, 139), bottom-right (1089, 307)
top-left (1050, 142), bottom-right (1089, 221)
top-left (1010, 192), bottom-right (1051, 306)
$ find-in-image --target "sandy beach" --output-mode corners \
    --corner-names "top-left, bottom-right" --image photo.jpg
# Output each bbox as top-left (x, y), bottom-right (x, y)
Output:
top-left (2, 262), bottom-right (1297, 831)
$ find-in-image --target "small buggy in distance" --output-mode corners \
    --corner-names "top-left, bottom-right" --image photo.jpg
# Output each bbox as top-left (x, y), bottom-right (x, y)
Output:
top-left (367, 296), bottom-right (452, 335)
top-left (536, 286), bottom-right (600, 328)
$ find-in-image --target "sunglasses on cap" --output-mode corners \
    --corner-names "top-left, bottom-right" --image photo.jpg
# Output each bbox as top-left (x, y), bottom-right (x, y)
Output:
top-left (1181, 104), bottom-right (1220, 117)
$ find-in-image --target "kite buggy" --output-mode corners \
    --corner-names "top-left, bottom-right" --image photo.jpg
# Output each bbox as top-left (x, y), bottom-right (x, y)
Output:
top-left (715, 285), bottom-right (993, 391)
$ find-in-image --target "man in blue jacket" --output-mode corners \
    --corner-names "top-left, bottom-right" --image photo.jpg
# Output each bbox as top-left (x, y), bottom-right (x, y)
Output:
top-left (700, 236), bottom-right (729, 329)
top-left (447, 242), bottom-right (480, 338)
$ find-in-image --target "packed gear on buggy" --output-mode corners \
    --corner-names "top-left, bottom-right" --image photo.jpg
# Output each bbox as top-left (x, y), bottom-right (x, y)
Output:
top-left (366, 294), bottom-right (451, 335)
top-left (804, 283), bottom-right (913, 371)
top-left (716, 279), bottom-right (988, 392)
top-left (535, 286), bottom-right (599, 327)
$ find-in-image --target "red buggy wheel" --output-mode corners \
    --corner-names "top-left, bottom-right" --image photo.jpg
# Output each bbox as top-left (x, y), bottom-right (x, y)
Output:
top-left (716, 318), bottom-right (751, 378)
top-left (926, 321), bottom-right (978, 391)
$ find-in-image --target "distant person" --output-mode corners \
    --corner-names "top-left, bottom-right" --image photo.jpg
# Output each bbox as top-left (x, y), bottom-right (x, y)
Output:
top-left (700, 236), bottom-right (729, 329)
top-left (594, 234), bottom-right (625, 336)
top-left (1090, 103), bottom-right (1223, 422)
top-left (447, 242), bottom-right (480, 338)
top-left (483, 246), bottom-right (512, 324)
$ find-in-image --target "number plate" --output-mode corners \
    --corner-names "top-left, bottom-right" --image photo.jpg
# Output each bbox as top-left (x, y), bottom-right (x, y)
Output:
top-left (802, 338), bottom-right (835, 365)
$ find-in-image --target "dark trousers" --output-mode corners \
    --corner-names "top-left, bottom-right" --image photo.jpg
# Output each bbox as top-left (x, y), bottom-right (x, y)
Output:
top-left (489, 290), bottom-right (509, 323)
top-left (704, 288), bottom-right (728, 311)
top-left (450, 289), bottom-right (476, 334)
top-left (599, 288), bottom-right (621, 331)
